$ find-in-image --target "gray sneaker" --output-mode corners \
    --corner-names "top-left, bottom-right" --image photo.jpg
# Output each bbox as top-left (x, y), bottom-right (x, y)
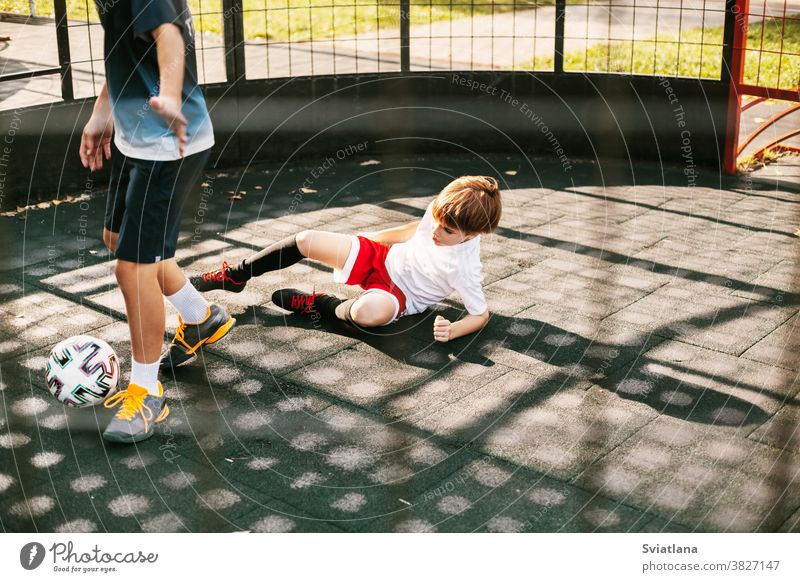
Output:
top-left (102, 383), bottom-right (170, 443)
top-left (160, 303), bottom-right (236, 369)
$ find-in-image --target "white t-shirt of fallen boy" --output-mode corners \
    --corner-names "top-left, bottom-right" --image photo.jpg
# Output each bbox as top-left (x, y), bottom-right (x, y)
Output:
top-left (385, 202), bottom-right (488, 316)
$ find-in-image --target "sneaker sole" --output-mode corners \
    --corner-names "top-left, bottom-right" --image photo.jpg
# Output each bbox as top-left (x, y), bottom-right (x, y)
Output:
top-left (205, 316), bottom-right (236, 345)
top-left (193, 279), bottom-right (247, 294)
top-left (160, 317), bottom-right (236, 369)
top-left (102, 405), bottom-right (170, 444)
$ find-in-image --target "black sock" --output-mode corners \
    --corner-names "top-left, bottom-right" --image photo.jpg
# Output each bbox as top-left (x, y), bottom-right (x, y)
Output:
top-left (313, 295), bottom-right (345, 319)
top-left (339, 298), bottom-right (367, 331)
top-left (228, 234), bottom-right (305, 282)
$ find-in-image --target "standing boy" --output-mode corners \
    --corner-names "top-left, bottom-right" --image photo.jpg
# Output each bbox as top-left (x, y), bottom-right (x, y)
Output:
top-left (80, 0), bottom-right (234, 443)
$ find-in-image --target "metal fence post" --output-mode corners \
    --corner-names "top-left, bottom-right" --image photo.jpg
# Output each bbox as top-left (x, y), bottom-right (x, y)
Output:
top-left (554, 0), bottom-right (566, 73)
top-left (53, 0), bottom-right (74, 101)
top-left (222, 0), bottom-right (246, 82)
top-left (400, 0), bottom-right (410, 72)
top-left (723, 0), bottom-right (749, 174)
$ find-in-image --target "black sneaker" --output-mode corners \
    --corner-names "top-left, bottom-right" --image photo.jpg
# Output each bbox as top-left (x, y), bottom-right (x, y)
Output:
top-left (271, 288), bottom-right (340, 316)
top-left (160, 303), bottom-right (236, 369)
top-left (190, 261), bottom-right (247, 293)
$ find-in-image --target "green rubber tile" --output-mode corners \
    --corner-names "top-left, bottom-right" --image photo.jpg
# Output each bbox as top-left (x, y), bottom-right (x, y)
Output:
top-left (741, 231), bottom-right (800, 263)
top-left (741, 311), bottom-right (800, 371)
top-left (471, 302), bottom-right (665, 382)
top-left (358, 454), bottom-right (650, 533)
top-left (631, 237), bottom-right (783, 294)
top-left (0, 457), bottom-right (280, 532)
top-left (35, 259), bottom-right (117, 297)
top-left (604, 280), bottom-right (794, 356)
top-left (283, 339), bottom-right (456, 410)
top-left (233, 497), bottom-right (346, 532)
top-left (601, 339), bottom-right (795, 433)
top-left (636, 516), bottom-right (695, 533)
top-left (778, 506), bottom-right (800, 533)
top-left (421, 374), bottom-right (655, 480)
top-left (282, 323), bottom-right (509, 415)
top-left (575, 416), bottom-right (800, 532)
top-left (208, 304), bottom-right (360, 378)
top-left (562, 185), bottom-right (656, 223)
top-left (0, 228), bottom-right (105, 274)
top-left (483, 258), bottom-right (658, 320)
top-left (748, 399), bottom-right (800, 454)
top-left (177, 402), bottom-right (477, 530)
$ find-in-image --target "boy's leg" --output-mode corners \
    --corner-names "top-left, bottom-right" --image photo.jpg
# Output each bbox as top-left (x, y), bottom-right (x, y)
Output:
top-left (115, 261), bottom-right (165, 363)
top-left (103, 228), bottom-right (118, 253)
top-left (340, 291), bottom-right (397, 327)
top-left (157, 153), bottom-right (235, 368)
top-left (192, 230), bottom-right (353, 291)
top-left (157, 259), bottom-right (187, 296)
top-left (274, 288), bottom-right (397, 328)
top-left (294, 230), bottom-right (353, 271)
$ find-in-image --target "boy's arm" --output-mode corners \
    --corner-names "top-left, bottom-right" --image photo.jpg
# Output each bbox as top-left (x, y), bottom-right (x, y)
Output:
top-left (80, 83), bottom-right (113, 171)
top-left (359, 220), bottom-right (420, 245)
top-left (149, 23), bottom-right (188, 156)
top-left (433, 311), bottom-right (489, 342)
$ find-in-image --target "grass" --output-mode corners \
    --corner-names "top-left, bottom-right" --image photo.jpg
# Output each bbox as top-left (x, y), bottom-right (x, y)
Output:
top-left (523, 18), bottom-right (800, 89)
top-left (1, 0), bottom-right (544, 42)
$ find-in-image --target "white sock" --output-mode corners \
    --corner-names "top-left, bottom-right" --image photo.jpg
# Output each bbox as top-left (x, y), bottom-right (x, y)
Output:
top-left (166, 280), bottom-right (209, 324)
top-left (130, 359), bottom-right (161, 396)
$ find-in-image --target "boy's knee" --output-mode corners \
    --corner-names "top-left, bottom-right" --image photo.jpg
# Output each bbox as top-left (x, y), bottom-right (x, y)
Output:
top-left (350, 301), bottom-right (393, 327)
top-left (294, 230), bottom-right (312, 257)
top-left (114, 259), bottom-right (136, 284)
top-left (114, 260), bottom-right (154, 286)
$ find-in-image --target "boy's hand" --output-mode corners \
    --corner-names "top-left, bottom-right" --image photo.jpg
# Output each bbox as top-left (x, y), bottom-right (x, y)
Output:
top-left (80, 112), bottom-right (113, 171)
top-left (149, 95), bottom-right (187, 157)
top-left (433, 315), bottom-right (452, 343)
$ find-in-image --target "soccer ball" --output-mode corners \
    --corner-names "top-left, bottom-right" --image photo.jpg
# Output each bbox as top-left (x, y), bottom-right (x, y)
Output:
top-left (45, 335), bottom-right (120, 408)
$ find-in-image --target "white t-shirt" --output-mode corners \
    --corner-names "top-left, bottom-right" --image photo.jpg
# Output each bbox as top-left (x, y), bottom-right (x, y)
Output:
top-left (385, 202), bottom-right (488, 316)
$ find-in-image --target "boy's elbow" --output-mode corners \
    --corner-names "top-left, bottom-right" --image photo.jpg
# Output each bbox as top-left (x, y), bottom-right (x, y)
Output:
top-left (478, 310), bottom-right (490, 327)
top-left (152, 23), bottom-right (183, 43)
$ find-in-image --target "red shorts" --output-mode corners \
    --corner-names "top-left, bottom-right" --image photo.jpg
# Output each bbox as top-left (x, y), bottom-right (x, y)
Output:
top-left (334, 235), bottom-right (407, 319)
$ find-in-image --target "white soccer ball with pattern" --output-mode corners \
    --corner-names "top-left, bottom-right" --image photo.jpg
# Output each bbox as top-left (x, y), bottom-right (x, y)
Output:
top-left (45, 335), bottom-right (120, 408)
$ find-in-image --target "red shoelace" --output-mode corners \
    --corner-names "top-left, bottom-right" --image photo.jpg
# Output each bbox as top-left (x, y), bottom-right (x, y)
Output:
top-left (203, 261), bottom-right (239, 284)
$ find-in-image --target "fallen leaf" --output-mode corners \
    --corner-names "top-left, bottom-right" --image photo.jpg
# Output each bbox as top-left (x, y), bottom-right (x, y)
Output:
top-left (200, 182), bottom-right (211, 188)
top-left (299, 187), bottom-right (317, 194)
top-left (794, 228), bottom-right (800, 238)
top-left (254, 185), bottom-right (263, 190)
top-left (360, 160), bottom-right (381, 166)
top-left (504, 170), bottom-right (517, 176)
top-left (36, 202), bottom-right (51, 209)
top-left (52, 200), bottom-right (62, 206)
top-left (227, 194), bottom-right (243, 201)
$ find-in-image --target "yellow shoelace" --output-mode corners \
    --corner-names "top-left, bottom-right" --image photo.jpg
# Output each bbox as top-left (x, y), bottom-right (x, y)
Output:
top-left (171, 306), bottom-right (212, 352)
top-left (104, 386), bottom-right (153, 428)
top-left (172, 316), bottom-right (190, 349)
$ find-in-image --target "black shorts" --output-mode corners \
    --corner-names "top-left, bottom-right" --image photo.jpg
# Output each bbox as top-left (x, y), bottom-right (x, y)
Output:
top-left (104, 148), bottom-right (210, 264)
